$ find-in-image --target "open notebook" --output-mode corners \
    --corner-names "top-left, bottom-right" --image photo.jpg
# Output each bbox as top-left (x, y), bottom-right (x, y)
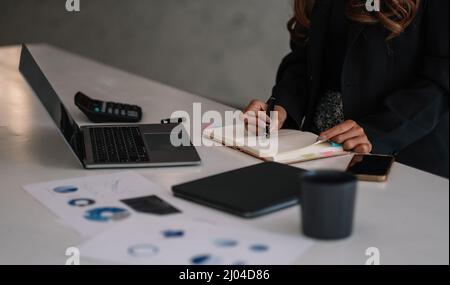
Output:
top-left (203, 124), bottom-right (348, 164)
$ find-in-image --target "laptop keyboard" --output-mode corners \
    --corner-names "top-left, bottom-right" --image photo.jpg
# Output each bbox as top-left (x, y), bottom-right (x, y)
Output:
top-left (89, 126), bottom-right (150, 163)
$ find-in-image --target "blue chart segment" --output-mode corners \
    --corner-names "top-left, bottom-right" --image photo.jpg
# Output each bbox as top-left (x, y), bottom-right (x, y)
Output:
top-left (128, 244), bottom-right (159, 258)
top-left (68, 198), bottom-right (95, 207)
top-left (249, 244), bottom-right (269, 252)
top-left (214, 239), bottom-right (238, 248)
top-left (190, 254), bottom-right (221, 265)
top-left (53, 186), bottom-right (78, 193)
top-left (231, 260), bottom-right (247, 265)
top-left (162, 229), bottom-right (185, 238)
top-left (84, 207), bottom-right (130, 222)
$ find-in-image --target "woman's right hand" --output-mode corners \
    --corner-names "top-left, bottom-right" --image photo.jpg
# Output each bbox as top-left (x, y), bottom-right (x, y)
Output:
top-left (242, 99), bottom-right (288, 135)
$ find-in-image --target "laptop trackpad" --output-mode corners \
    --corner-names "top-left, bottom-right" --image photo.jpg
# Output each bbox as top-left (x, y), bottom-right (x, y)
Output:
top-left (144, 133), bottom-right (186, 152)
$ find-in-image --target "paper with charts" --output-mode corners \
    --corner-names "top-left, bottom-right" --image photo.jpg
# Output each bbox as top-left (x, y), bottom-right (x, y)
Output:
top-left (79, 215), bottom-right (312, 265)
top-left (22, 172), bottom-right (182, 237)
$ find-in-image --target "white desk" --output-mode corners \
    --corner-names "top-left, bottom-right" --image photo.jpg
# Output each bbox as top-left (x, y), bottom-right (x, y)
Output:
top-left (0, 44), bottom-right (448, 265)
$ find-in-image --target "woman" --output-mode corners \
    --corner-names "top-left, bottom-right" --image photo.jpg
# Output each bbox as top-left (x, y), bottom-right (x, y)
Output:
top-left (244, 0), bottom-right (449, 177)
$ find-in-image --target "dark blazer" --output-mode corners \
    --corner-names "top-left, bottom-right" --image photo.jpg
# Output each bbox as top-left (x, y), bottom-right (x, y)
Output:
top-left (272, 0), bottom-right (449, 178)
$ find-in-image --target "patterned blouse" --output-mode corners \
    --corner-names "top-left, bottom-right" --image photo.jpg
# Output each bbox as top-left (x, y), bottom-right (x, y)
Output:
top-left (311, 0), bottom-right (347, 134)
top-left (311, 91), bottom-right (344, 134)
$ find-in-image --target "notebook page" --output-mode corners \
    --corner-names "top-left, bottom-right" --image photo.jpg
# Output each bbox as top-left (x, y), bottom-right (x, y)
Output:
top-left (204, 125), bottom-right (319, 156)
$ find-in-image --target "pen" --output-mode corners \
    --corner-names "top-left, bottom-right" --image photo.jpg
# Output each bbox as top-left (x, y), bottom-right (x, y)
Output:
top-left (266, 96), bottom-right (276, 138)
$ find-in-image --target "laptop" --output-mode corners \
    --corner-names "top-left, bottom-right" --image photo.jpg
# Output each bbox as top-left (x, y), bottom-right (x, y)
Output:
top-left (19, 44), bottom-right (201, 169)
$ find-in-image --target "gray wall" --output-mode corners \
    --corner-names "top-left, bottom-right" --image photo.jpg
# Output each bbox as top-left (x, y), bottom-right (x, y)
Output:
top-left (0, 0), bottom-right (292, 108)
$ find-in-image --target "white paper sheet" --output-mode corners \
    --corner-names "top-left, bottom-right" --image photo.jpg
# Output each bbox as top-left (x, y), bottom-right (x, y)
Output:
top-left (22, 172), bottom-right (180, 237)
top-left (78, 215), bottom-right (312, 265)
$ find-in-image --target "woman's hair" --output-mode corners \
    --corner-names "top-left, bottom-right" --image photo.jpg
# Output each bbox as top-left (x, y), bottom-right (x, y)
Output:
top-left (288, 0), bottom-right (421, 42)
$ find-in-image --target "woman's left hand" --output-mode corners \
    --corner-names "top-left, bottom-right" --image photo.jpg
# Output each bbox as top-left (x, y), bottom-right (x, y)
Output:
top-left (319, 120), bottom-right (372, 153)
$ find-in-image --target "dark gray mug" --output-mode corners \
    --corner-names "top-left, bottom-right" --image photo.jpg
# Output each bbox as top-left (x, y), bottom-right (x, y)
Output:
top-left (300, 170), bottom-right (357, 240)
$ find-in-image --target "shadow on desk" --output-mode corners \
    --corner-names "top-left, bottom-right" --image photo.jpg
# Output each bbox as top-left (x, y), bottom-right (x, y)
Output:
top-left (17, 127), bottom-right (82, 170)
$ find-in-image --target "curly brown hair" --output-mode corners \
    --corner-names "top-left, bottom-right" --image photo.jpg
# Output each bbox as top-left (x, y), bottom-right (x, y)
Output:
top-left (288, 0), bottom-right (421, 42)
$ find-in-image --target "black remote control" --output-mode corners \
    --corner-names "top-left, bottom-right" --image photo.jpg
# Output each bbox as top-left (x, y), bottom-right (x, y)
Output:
top-left (74, 92), bottom-right (142, 123)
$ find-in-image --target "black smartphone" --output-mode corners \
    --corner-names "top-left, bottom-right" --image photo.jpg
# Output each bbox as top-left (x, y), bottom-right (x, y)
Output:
top-left (346, 154), bottom-right (395, 182)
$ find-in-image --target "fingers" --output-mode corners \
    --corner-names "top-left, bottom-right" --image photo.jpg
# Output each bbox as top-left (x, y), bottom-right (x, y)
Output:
top-left (242, 100), bottom-right (274, 135)
top-left (244, 112), bottom-right (281, 136)
top-left (342, 136), bottom-right (371, 152)
top-left (331, 125), bottom-right (365, 144)
top-left (243, 100), bottom-right (267, 113)
top-left (320, 120), bottom-right (357, 140)
top-left (320, 120), bottom-right (372, 153)
top-left (242, 111), bottom-right (268, 135)
top-left (242, 111), bottom-right (269, 124)
top-left (354, 143), bottom-right (372, 154)
top-left (270, 115), bottom-right (279, 132)
top-left (242, 100), bottom-right (286, 135)
top-left (242, 100), bottom-right (269, 133)
top-left (342, 135), bottom-right (366, 150)
top-left (273, 105), bottom-right (287, 129)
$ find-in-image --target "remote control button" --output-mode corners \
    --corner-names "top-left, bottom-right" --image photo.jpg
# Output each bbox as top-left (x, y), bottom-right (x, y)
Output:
top-left (127, 110), bottom-right (138, 118)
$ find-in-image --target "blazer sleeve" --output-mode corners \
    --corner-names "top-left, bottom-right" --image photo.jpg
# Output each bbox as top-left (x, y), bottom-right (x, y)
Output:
top-left (357, 0), bottom-right (449, 155)
top-left (271, 39), bottom-right (310, 128)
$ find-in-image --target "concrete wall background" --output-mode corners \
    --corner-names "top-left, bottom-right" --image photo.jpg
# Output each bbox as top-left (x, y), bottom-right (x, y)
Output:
top-left (0, 0), bottom-right (292, 108)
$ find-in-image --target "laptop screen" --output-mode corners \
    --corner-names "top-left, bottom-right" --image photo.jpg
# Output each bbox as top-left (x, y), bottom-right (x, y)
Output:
top-left (19, 44), bottom-right (83, 161)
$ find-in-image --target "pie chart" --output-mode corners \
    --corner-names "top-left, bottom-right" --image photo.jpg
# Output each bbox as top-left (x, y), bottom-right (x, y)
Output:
top-left (84, 207), bottom-right (130, 222)
top-left (53, 186), bottom-right (78, 193)
top-left (128, 244), bottom-right (159, 258)
top-left (68, 198), bottom-right (95, 207)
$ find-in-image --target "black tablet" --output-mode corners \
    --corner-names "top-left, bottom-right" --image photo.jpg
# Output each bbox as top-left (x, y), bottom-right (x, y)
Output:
top-left (172, 162), bottom-right (305, 218)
